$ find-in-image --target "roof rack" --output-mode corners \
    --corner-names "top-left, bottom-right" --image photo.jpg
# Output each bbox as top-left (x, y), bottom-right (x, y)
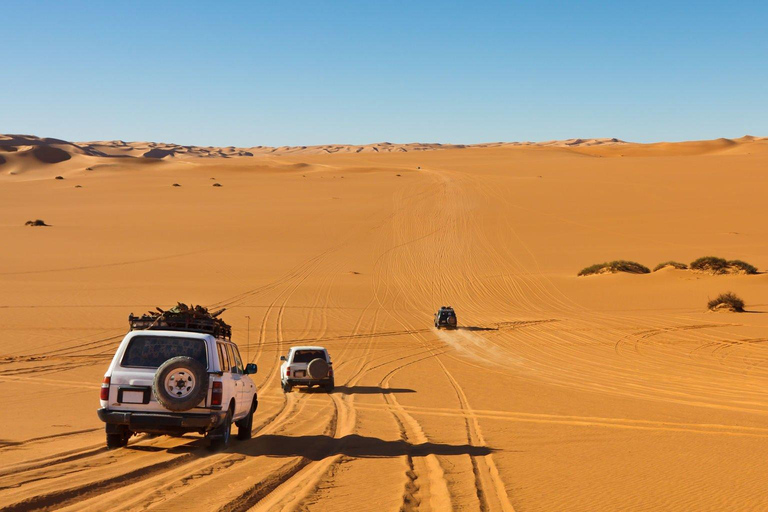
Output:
top-left (129, 303), bottom-right (231, 339)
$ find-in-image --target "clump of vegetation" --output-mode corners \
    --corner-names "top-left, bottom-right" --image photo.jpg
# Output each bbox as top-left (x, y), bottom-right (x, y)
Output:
top-left (74, 185), bottom-right (82, 188)
top-left (653, 261), bottom-right (688, 272)
top-left (707, 292), bottom-right (745, 312)
top-left (728, 260), bottom-right (758, 274)
top-left (212, 183), bottom-right (222, 187)
top-left (25, 219), bottom-right (50, 227)
top-left (690, 256), bottom-right (758, 275)
top-left (54, 175), bottom-right (64, 180)
top-left (172, 183), bottom-right (181, 187)
top-left (578, 260), bottom-right (650, 276)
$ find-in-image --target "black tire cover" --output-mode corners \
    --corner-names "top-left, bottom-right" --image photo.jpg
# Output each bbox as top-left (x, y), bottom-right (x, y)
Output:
top-left (307, 358), bottom-right (329, 379)
top-left (153, 356), bottom-right (209, 412)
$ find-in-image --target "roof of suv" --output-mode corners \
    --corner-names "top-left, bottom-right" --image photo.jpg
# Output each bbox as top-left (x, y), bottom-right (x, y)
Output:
top-left (289, 345), bottom-right (328, 352)
top-left (124, 330), bottom-right (214, 341)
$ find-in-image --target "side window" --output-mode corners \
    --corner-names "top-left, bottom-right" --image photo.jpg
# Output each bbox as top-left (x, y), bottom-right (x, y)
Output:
top-left (225, 344), bottom-right (241, 374)
top-left (232, 346), bottom-right (245, 373)
top-left (217, 343), bottom-right (230, 373)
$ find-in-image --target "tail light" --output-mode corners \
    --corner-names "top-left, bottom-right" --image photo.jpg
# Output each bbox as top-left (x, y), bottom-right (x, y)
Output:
top-left (100, 376), bottom-right (110, 401)
top-left (286, 366), bottom-right (291, 377)
top-left (211, 381), bottom-right (223, 406)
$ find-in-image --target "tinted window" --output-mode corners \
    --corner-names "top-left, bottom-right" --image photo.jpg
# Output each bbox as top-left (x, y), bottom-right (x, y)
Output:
top-left (217, 343), bottom-right (230, 372)
top-left (293, 350), bottom-right (326, 363)
top-left (122, 336), bottom-right (207, 368)
top-left (226, 344), bottom-right (241, 373)
top-left (232, 346), bottom-right (244, 372)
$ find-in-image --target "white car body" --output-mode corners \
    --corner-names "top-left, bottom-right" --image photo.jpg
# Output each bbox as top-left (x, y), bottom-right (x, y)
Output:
top-left (98, 330), bottom-right (257, 438)
top-left (280, 345), bottom-right (333, 389)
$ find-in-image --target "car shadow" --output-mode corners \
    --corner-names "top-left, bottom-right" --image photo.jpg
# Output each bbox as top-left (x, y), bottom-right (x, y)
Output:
top-left (234, 433), bottom-right (494, 460)
top-left (458, 326), bottom-right (498, 332)
top-left (299, 385), bottom-right (415, 394)
top-left (331, 385), bottom-right (415, 394)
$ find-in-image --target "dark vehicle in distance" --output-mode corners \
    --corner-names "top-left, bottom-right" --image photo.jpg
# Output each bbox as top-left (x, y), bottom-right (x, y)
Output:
top-left (434, 306), bottom-right (457, 329)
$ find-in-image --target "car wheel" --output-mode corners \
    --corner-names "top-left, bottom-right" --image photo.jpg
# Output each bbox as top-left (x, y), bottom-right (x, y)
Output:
top-left (106, 427), bottom-right (131, 449)
top-left (236, 399), bottom-right (255, 440)
top-left (323, 379), bottom-right (335, 393)
top-left (282, 381), bottom-right (292, 393)
top-left (208, 408), bottom-right (232, 451)
top-left (153, 356), bottom-right (209, 412)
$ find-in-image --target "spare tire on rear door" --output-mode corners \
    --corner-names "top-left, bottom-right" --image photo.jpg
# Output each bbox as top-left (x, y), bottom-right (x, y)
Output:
top-left (153, 356), bottom-right (209, 412)
top-left (307, 358), bottom-right (329, 380)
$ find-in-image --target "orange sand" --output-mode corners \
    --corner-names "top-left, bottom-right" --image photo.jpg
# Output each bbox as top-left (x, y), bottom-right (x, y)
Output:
top-left (1, 134), bottom-right (768, 511)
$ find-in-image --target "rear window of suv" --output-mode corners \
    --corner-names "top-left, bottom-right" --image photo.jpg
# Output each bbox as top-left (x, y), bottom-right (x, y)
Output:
top-left (292, 350), bottom-right (326, 363)
top-left (121, 336), bottom-right (207, 368)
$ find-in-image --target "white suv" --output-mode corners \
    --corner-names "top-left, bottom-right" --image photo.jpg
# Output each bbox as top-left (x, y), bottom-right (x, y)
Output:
top-left (98, 330), bottom-right (257, 450)
top-left (280, 346), bottom-right (334, 392)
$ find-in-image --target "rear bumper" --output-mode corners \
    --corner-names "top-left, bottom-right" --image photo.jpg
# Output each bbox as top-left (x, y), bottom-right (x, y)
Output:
top-left (285, 378), bottom-right (332, 386)
top-left (97, 408), bottom-right (226, 434)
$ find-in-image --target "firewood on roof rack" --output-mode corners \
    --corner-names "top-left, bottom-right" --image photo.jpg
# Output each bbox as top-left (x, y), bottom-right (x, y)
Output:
top-left (129, 302), bottom-right (231, 339)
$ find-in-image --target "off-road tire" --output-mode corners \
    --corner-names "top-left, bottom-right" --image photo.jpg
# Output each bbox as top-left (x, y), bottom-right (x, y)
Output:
top-left (236, 399), bottom-right (256, 440)
top-left (323, 378), bottom-right (335, 392)
top-left (153, 356), bottom-right (208, 412)
top-left (106, 428), bottom-right (131, 449)
top-left (208, 408), bottom-right (232, 451)
top-left (282, 381), bottom-right (292, 393)
top-left (307, 358), bottom-right (329, 380)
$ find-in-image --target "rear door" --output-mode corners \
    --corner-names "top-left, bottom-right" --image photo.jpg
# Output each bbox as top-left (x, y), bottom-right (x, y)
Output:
top-left (111, 334), bottom-right (210, 413)
top-left (225, 344), bottom-right (247, 417)
top-left (232, 346), bottom-right (254, 412)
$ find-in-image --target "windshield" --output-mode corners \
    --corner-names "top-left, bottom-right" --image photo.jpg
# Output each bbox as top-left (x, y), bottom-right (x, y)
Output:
top-left (292, 350), bottom-right (326, 363)
top-left (121, 335), bottom-right (207, 368)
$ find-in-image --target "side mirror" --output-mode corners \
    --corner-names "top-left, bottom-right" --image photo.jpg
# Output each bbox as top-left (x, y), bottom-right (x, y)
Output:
top-left (245, 363), bottom-right (257, 375)
top-left (280, 355), bottom-right (286, 361)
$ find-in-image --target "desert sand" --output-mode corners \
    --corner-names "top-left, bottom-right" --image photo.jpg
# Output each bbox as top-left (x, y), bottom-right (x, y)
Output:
top-left (2, 134), bottom-right (768, 511)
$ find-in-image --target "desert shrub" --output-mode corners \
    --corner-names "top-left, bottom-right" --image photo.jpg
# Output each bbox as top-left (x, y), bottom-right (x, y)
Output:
top-left (728, 260), bottom-right (758, 274)
top-left (578, 260), bottom-right (650, 276)
top-left (691, 256), bottom-right (758, 274)
top-left (25, 219), bottom-right (49, 226)
top-left (212, 183), bottom-right (222, 187)
top-left (172, 183), bottom-right (181, 187)
top-left (707, 292), bottom-right (745, 312)
top-left (653, 261), bottom-right (688, 272)
top-left (691, 256), bottom-right (728, 273)
top-left (54, 175), bottom-right (64, 180)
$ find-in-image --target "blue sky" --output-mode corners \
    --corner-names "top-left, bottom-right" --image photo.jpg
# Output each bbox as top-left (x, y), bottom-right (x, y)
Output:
top-left (2, 1), bottom-right (766, 146)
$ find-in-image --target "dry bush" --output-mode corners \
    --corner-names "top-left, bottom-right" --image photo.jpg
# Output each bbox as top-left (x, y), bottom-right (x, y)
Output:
top-left (653, 261), bottom-right (688, 271)
top-left (691, 256), bottom-right (757, 274)
top-left (707, 292), bottom-right (745, 312)
top-left (578, 260), bottom-right (650, 276)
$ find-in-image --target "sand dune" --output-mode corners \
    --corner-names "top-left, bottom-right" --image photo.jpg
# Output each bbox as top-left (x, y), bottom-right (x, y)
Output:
top-left (1, 134), bottom-right (768, 511)
top-left (4, 134), bottom-right (767, 180)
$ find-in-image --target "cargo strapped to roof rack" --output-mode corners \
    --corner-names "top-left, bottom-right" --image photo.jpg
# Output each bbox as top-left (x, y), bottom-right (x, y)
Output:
top-left (128, 303), bottom-right (231, 339)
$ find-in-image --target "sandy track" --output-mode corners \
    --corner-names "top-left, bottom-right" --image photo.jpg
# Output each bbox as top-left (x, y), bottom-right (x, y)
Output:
top-left (3, 138), bottom-right (768, 510)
